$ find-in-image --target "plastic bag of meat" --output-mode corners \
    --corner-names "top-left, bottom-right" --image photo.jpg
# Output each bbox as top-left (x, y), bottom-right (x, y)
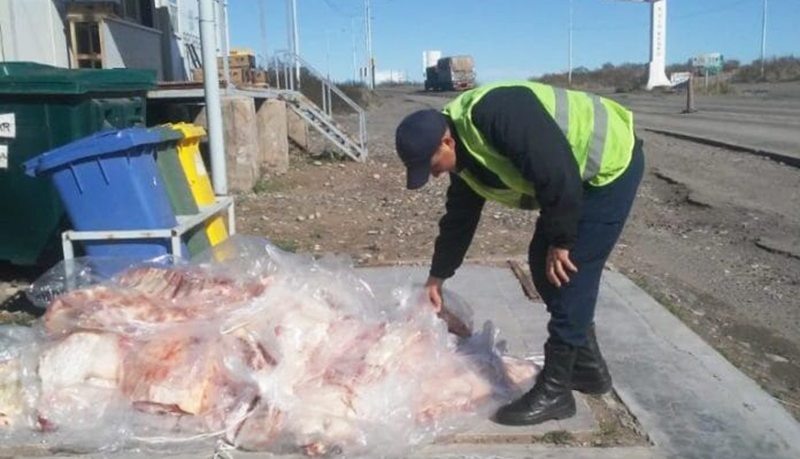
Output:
top-left (1, 235), bottom-right (540, 458)
top-left (0, 326), bottom-right (40, 434)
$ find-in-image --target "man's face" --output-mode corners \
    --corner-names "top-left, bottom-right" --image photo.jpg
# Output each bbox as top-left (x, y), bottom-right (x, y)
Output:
top-left (430, 132), bottom-right (457, 178)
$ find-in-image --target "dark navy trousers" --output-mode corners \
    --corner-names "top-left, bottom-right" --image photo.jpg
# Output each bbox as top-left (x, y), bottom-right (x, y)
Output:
top-left (529, 140), bottom-right (645, 347)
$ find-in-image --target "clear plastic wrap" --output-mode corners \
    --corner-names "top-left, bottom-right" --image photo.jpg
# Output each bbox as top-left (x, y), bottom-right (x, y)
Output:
top-left (1, 236), bottom-right (540, 458)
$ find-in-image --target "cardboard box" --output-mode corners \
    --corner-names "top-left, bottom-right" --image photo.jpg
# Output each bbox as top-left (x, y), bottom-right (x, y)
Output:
top-left (191, 68), bottom-right (204, 82)
top-left (216, 54), bottom-right (256, 70)
top-left (230, 48), bottom-right (255, 56)
top-left (229, 54), bottom-right (256, 69)
top-left (250, 69), bottom-right (268, 85)
top-left (229, 68), bottom-right (245, 85)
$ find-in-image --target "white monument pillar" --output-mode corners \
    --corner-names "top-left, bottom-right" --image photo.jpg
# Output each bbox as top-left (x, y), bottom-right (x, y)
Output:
top-left (646, 0), bottom-right (671, 89)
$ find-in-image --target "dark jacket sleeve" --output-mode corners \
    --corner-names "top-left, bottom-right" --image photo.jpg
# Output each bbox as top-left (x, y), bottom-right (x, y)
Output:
top-left (471, 86), bottom-right (583, 248)
top-left (430, 173), bottom-right (485, 279)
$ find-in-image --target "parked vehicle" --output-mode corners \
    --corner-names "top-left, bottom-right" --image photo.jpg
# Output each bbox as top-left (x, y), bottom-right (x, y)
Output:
top-left (424, 55), bottom-right (476, 91)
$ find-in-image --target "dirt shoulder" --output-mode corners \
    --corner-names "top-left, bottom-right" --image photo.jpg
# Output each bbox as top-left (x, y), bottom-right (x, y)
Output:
top-left (1, 85), bottom-right (797, 422)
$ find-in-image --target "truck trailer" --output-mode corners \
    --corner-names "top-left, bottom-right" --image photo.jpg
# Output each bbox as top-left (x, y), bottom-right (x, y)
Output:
top-left (424, 55), bottom-right (476, 91)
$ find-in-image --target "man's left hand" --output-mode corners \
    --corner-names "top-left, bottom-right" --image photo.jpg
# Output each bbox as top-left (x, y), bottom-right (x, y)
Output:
top-left (546, 246), bottom-right (578, 288)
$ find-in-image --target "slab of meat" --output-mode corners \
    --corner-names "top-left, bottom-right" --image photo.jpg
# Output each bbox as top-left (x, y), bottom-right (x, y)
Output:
top-left (0, 359), bottom-right (22, 429)
top-left (43, 267), bottom-right (272, 337)
top-left (4, 240), bottom-right (540, 457)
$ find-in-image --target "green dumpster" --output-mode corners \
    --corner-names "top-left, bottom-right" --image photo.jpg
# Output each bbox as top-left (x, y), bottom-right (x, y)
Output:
top-left (150, 126), bottom-right (211, 258)
top-left (0, 62), bottom-right (156, 265)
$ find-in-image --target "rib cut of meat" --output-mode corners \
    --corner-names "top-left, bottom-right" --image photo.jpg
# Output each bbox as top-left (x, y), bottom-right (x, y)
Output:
top-left (9, 254), bottom-right (540, 457)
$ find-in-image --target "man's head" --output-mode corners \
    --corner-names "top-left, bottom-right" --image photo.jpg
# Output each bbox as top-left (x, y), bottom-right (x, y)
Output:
top-left (395, 109), bottom-right (457, 190)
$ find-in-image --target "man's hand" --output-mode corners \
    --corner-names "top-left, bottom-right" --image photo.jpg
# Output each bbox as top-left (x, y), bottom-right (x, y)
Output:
top-left (424, 276), bottom-right (444, 313)
top-left (546, 246), bottom-right (578, 288)
top-left (424, 275), bottom-right (471, 338)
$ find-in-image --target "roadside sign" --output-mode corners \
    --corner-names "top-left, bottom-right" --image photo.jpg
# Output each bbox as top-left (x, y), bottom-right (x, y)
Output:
top-left (0, 144), bottom-right (8, 169)
top-left (670, 72), bottom-right (691, 86)
top-left (692, 53), bottom-right (723, 74)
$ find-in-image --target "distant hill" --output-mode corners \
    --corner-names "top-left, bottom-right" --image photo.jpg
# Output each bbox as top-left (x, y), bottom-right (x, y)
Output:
top-left (531, 55), bottom-right (800, 92)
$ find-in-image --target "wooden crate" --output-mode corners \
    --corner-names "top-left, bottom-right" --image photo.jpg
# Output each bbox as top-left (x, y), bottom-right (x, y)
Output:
top-left (229, 54), bottom-right (256, 69)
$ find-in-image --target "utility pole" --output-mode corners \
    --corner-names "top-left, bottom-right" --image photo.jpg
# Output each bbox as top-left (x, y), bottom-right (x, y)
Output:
top-left (198, 0), bottom-right (227, 195)
top-left (568, 0), bottom-right (573, 86)
top-left (365, 0), bottom-right (374, 89)
top-left (285, 0), bottom-right (300, 80)
top-left (291, 0), bottom-right (300, 80)
top-left (326, 29), bottom-right (332, 80)
top-left (351, 17), bottom-right (358, 82)
top-left (285, 0), bottom-right (293, 54)
top-left (258, 0), bottom-right (268, 68)
top-left (760, 0), bottom-right (768, 79)
top-left (217, 0), bottom-right (230, 85)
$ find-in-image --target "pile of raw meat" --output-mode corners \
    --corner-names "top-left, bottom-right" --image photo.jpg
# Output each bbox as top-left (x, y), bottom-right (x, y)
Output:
top-left (0, 237), bottom-right (538, 457)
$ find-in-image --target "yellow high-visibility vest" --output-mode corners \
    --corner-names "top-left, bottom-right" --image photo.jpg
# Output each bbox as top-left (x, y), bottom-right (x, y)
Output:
top-left (443, 80), bottom-right (635, 209)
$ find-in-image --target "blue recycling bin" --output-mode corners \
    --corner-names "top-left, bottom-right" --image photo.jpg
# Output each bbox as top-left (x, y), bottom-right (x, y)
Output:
top-left (22, 128), bottom-right (189, 261)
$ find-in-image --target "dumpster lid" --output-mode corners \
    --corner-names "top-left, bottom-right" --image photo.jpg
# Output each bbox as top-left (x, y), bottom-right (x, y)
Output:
top-left (0, 62), bottom-right (156, 95)
top-left (151, 125), bottom-right (184, 142)
top-left (23, 128), bottom-right (164, 177)
top-left (169, 123), bottom-right (207, 139)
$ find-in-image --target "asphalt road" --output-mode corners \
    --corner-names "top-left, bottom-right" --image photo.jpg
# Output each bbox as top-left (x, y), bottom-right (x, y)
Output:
top-left (608, 82), bottom-right (800, 161)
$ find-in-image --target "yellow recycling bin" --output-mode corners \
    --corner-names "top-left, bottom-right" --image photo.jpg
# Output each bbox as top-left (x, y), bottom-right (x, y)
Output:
top-left (169, 123), bottom-right (229, 246)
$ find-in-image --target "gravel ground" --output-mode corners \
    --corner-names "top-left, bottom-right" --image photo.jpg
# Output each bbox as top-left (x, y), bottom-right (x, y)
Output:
top-left (237, 86), bottom-right (800, 420)
top-left (3, 85), bottom-right (798, 422)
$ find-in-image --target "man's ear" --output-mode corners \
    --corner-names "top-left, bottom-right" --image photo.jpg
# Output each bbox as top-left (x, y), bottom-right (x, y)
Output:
top-left (442, 129), bottom-right (455, 149)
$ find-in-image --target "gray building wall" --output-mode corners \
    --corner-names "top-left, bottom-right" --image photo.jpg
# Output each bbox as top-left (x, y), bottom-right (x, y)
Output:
top-left (103, 16), bottom-right (164, 79)
top-left (0, 0), bottom-right (71, 67)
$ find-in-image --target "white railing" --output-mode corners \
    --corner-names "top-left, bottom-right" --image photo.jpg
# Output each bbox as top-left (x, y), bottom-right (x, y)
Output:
top-left (271, 50), bottom-right (367, 156)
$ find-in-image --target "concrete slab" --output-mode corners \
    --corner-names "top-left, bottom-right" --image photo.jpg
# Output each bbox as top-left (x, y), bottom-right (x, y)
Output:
top-left (358, 266), bottom-right (597, 439)
top-left (359, 265), bottom-right (800, 459)
top-left (453, 395), bottom-right (595, 442)
top-left (7, 265), bottom-right (799, 459)
top-left (413, 444), bottom-right (664, 459)
top-left (597, 270), bottom-right (800, 459)
top-left (11, 445), bottom-right (664, 459)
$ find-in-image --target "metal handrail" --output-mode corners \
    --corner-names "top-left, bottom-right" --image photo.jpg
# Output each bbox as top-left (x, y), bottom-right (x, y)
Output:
top-left (271, 50), bottom-right (367, 155)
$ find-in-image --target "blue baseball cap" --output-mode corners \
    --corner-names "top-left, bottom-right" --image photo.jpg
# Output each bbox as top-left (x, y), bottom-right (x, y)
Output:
top-left (395, 109), bottom-right (448, 190)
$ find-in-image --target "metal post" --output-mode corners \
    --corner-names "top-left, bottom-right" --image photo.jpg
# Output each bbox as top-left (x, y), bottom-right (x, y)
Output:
top-left (61, 232), bottom-right (74, 261)
top-left (61, 232), bottom-right (75, 291)
top-left (568, 0), bottom-right (573, 86)
top-left (760, 0), bottom-right (768, 79)
top-left (291, 0), bottom-right (300, 81)
top-left (326, 30), bottom-right (331, 80)
top-left (322, 81), bottom-right (328, 114)
top-left (219, 0), bottom-right (231, 86)
top-left (199, 0), bottom-right (227, 195)
top-left (351, 17), bottom-right (358, 82)
top-left (365, 0), bottom-right (374, 89)
top-left (683, 74), bottom-right (695, 114)
top-left (228, 200), bottom-right (236, 235)
top-left (258, 0), bottom-right (268, 69)
top-left (285, 58), bottom-right (291, 90)
top-left (327, 85), bottom-right (333, 116)
top-left (285, 0), bottom-right (293, 55)
top-left (273, 55), bottom-right (280, 88)
top-left (171, 233), bottom-right (182, 258)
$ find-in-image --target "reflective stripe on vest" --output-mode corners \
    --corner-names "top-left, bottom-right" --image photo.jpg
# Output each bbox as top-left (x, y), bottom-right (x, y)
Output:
top-left (554, 87), bottom-right (570, 138)
top-left (550, 88), bottom-right (608, 182)
top-left (584, 95), bottom-right (608, 181)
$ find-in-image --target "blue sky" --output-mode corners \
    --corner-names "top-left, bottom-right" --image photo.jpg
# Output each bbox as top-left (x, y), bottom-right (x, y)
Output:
top-left (227, 0), bottom-right (800, 83)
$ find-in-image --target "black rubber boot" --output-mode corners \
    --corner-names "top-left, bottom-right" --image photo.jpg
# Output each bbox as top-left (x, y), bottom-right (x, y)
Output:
top-left (494, 340), bottom-right (577, 426)
top-left (571, 323), bottom-right (613, 394)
